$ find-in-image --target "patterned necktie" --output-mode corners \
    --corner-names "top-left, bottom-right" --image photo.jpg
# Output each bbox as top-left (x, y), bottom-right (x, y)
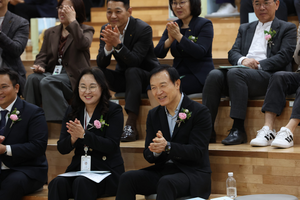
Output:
top-left (0, 110), bottom-right (8, 135)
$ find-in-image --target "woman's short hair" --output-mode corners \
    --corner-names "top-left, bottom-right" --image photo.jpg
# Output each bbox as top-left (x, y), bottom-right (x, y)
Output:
top-left (169, 0), bottom-right (201, 17)
top-left (57, 0), bottom-right (86, 24)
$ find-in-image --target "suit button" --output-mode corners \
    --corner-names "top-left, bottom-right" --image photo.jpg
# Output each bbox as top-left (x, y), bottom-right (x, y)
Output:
top-left (89, 148), bottom-right (93, 152)
top-left (102, 156), bottom-right (106, 161)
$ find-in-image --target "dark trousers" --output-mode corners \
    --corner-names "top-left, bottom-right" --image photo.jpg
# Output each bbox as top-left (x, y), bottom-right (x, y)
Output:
top-left (48, 176), bottom-right (106, 200)
top-left (262, 71), bottom-right (300, 119)
top-left (101, 67), bottom-right (150, 115)
top-left (240, 0), bottom-right (296, 24)
top-left (116, 164), bottom-right (190, 200)
top-left (295, 0), bottom-right (300, 22)
top-left (0, 169), bottom-right (44, 200)
top-left (202, 68), bottom-right (271, 126)
top-left (216, 0), bottom-right (235, 5)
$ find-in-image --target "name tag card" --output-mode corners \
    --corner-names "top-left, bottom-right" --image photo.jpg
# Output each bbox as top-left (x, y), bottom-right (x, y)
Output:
top-left (81, 155), bottom-right (91, 171)
top-left (53, 65), bottom-right (62, 75)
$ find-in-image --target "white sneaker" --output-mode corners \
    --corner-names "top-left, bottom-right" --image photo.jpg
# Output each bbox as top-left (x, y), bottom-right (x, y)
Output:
top-left (271, 127), bottom-right (294, 148)
top-left (210, 3), bottom-right (239, 16)
top-left (250, 127), bottom-right (276, 147)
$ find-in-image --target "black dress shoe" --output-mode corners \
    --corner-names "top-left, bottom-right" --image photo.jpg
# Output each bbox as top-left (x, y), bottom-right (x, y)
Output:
top-left (222, 128), bottom-right (247, 145)
top-left (210, 130), bottom-right (216, 143)
top-left (121, 125), bottom-right (138, 142)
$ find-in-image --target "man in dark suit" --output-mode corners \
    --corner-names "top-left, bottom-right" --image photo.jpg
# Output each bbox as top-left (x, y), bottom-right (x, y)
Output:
top-left (0, 0), bottom-right (29, 95)
top-left (202, 0), bottom-right (297, 144)
top-left (97, 0), bottom-right (159, 142)
top-left (8, 0), bottom-right (57, 21)
top-left (116, 65), bottom-right (212, 200)
top-left (0, 68), bottom-right (48, 200)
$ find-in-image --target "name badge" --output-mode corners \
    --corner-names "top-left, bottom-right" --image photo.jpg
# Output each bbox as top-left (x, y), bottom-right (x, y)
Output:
top-left (53, 65), bottom-right (62, 75)
top-left (81, 155), bottom-right (91, 171)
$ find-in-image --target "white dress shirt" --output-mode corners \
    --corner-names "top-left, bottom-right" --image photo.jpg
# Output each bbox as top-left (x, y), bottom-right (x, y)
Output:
top-left (1, 97), bottom-right (17, 170)
top-left (238, 21), bottom-right (273, 69)
top-left (104, 17), bottom-right (130, 55)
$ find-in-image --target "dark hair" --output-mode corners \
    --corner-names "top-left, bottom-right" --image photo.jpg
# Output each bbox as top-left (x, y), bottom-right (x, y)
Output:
top-left (57, 0), bottom-right (86, 24)
top-left (69, 67), bottom-right (111, 120)
top-left (0, 68), bottom-right (19, 86)
top-left (169, 0), bottom-right (201, 17)
top-left (107, 0), bottom-right (130, 10)
top-left (149, 64), bottom-right (182, 93)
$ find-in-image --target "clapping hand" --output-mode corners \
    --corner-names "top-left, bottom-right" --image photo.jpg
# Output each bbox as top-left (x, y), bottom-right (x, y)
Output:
top-left (167, 22), bottom-right (182, 42)
top-left (101, 25), bottom-right (121, 51)
top-left (149, 131), bottom-right (168, 154)
top-left (0, 136), bottom-right (6, 154)
top-left (66, 118), bottom-right (85, 145)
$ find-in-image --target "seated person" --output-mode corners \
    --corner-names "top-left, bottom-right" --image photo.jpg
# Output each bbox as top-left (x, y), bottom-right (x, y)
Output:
top-left (250, 42), bottom-right (300, 148)
top-left (294, 0), bottom-right (300, 40)
top-left (208, 0), bottom-right (239, 17)
top-left (0, 68), bottom-right (48, 200)
top-left (48, 67), bottom-right (125, 199)
top-left (202, 0), bottom-right (297, 144)
top-left (97, 0), bottom-right (159, 142)
top-left (240, 0), bottom-right (296, 24)
top-left (149, 0), bottom-right (214, 108)
top-left (0, 0), bottom-right (29, 95)
top-left (23, 0), bottom-right (94, 122)
top-left (116, 65), bottom-right (212, 200)
top-left (8, 0), bottom-right (57, 21)
top-left (84, 0), bottom-right (105, 21)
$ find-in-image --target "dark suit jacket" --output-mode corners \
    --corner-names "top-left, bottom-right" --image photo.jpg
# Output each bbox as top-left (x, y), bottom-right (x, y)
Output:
top-left (25, 0), bottom-right (57, 18)
top-left (154, 17), bottom-right (214, 85)
top-left (228, 17), bottom-right (297, 72)
top-left (0, 11), bottom-right (29, 94)
top-left (143, 95), bottom-right (212, 198)
top-left (34, 21), bottom-right (94, 90)
top-left (97, 16), bottom-right (159, 72)
top-left (57, 101), bottom-right (125, 196)
top-left (0, 97), bottom-right (48, 184)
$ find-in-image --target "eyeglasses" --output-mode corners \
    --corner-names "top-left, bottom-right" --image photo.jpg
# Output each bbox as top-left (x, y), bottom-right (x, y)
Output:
top-left (56, 5), bottom-right (71, 10)
top-left (253, 1), bottom-right (275, 9)
top-left (172, 1), bottom-right (188, 7)
top-left (79, 85), bottom-right (98, 93)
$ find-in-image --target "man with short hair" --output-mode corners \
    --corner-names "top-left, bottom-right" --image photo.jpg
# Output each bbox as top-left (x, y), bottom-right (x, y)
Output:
top-left (116, 65), bottom-right (212, 200)
top-left (203, 0), bottom-right (297, 144)
top-left (97, 0), bottom-right (159, 142)
top-left (0, 68), bottom-right (48, 200)
top-left (0, 0), bottom-right (29, 95)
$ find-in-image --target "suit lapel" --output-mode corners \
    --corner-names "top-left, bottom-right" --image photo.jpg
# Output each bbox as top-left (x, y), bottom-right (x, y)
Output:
top-left (244, 21), bottom-right (258, 54)
top-left (1, 11), bottom-right (13, 36)
top-left (171, 95), bottom-right (192, 140)
top-left (3, 97), bottom-right (23, 138)
top-left (123, 16), bottom-right (135, 48)
top-left (267, 17), bottom-right (280, 57)
top-left (50, 25), bottom-right (62, 62)
top-left (158, 107), bottom-right (171, 141)
top-left (63, 31), bottom-right (74, 56)
top-left (84, 103), bottom-right (102, 131)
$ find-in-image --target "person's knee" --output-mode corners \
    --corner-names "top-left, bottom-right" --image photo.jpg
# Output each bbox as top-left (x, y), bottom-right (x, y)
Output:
top-left (49, 177), bottom-right (69, 189)
top-left (270, 71), bottom-right (288, 85)
top-left (39, 76), bottom-right (52, 89)
top-left (157, 176), bottom-right (175, 194)
top-left (206, 69), bottom-right (225, 84)
top-left (125, 67), bottom-right (141, 78)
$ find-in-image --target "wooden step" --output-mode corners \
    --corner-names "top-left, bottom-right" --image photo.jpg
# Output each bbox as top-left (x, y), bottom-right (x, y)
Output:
top-left (91, 7), bottom-right (169, 23)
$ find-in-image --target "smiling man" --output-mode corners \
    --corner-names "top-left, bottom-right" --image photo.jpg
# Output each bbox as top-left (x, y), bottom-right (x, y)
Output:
top-left (97, 0), bottom-right (159, 142)
top-left (0, 68), bottom-right (48, 200)
top-left (203, 0), bottom-right (297, 144)
top-left (116, 65), bottom-right (212, 200)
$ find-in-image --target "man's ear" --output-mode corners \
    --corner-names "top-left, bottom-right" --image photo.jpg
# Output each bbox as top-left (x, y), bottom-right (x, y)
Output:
top-left (175, 79), bottom-right (181, 90)
top-left (127, 7), bottom-right (132, 16)
top-left (14, 84), bottom-right (19, 94)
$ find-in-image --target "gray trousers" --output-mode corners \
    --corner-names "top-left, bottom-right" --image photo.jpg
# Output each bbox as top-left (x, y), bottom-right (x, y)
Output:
top-left (202, 68), bottom-right (272, 125)
top-left (262, 71), bottom-right (300, 119)
top-left (23, 71), bottom-right (73, 121)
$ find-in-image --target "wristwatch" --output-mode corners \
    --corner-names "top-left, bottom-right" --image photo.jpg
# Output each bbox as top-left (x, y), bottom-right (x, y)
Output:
top-left (114, 43), bottom-right (123, 51)
top-left (165, 141), bottom-right (171, 154)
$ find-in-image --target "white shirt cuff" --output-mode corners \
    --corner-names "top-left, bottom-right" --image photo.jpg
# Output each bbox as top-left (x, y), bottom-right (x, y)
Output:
top-left (6, 145), bottom-right (12, 156)
top-left (153, 152), bottom-right (162, 157)
top-left (115, 46), bottom-right (123, 53)
top-left (238, 56), bottom-right (247, 65)
top-left (104, 46), bottom-right (113, 56)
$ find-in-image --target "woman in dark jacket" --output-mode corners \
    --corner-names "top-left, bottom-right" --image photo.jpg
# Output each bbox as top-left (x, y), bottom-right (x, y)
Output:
top-left (48, 67), bottom-right (125, 200)
top-left (149, 0), bottom-right (214, 107)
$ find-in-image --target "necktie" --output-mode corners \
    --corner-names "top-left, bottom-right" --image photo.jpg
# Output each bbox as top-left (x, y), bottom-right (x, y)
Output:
top-left (0, 110), bottom-right (8, 135)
